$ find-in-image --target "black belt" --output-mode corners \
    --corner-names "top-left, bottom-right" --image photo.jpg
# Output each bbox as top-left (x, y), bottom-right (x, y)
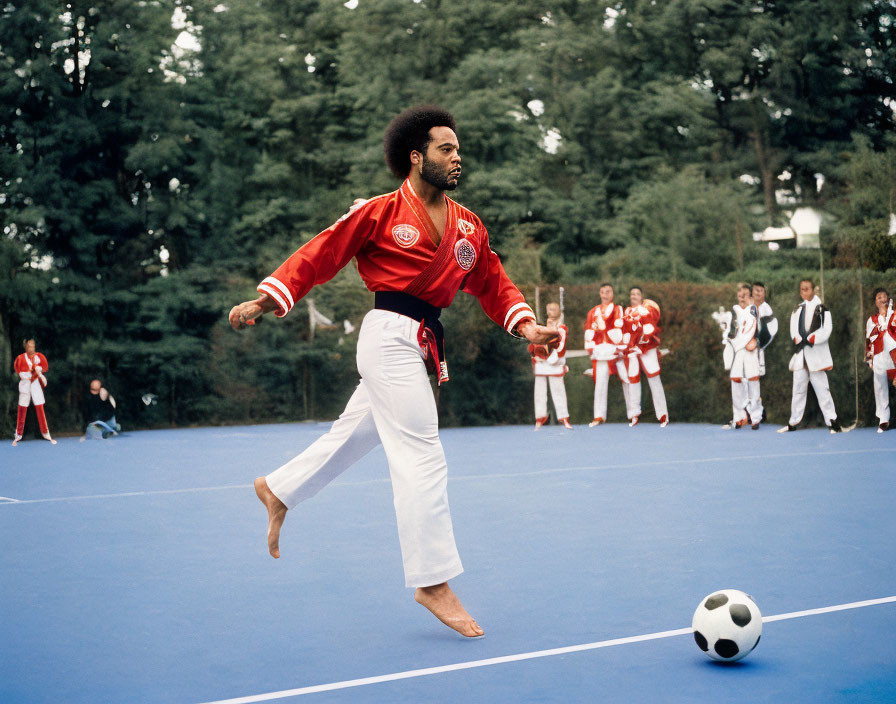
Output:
top-left (374, 291), bottom-right (442, 322)
top-left (374, 291), bottom-right (448, 384)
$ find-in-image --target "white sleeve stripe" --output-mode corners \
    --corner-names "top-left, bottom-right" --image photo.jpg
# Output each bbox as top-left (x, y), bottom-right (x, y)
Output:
top-left (261, 276), bottom-right (295, 309)
top-left (503, 302), bottom-right (532, 328)
top-left (258, 284), bottom-right (289, 315)
top-left (506, 309), bottom-right (535, 334)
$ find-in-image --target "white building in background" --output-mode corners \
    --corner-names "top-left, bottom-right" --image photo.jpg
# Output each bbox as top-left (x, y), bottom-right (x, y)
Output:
top-left (789, 207), bottom-right (822, 248)
top-left (752, 206), bottom-right (823, 250)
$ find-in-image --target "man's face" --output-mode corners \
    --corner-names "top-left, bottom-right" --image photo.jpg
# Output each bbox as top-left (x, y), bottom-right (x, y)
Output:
top-left (24, 340), bottom-right (35, 355)
top-left (90, 381), bottom-right (101, 395)
top-left (737, 287), bottom-right (751, 307)
top-left (799, 281), bottom-right (814, 301)
top-left (545, 303), bottom-right (560, 325)
top-left (629, 288), bottom-right (642, 307)
top-left (876, 291), bottom-right (889, 310)
top-left (752, 286), bottom-right (766, 305)
top-left (600, 286), bottom-right (614, 304)
top-left (418, 126), bottom-right (461, 191)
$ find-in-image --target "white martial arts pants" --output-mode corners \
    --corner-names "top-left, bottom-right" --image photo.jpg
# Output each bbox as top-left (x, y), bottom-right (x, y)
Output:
top-left (620, 380), bottom-right (634, 420)
top-left (534, 375), bottom-right (569, 421)
top-left (628, 375), bottom-right (668, 421)
top-left (266, 309), bottom-right (463, 588)
top-left (872, 370), bottom-right (891, 423)
top-left (593, 360), bottom-right (610, 420)
top-left (731, 379), bottom-right (761, 424)
top-left (788, 367), bottom-right (837, 426)
top-left (752, 381), bottom-right (765, 422)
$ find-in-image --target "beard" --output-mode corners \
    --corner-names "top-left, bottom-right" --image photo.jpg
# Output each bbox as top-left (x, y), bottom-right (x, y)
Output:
top-left (420, 155), bottom-right (458, 191)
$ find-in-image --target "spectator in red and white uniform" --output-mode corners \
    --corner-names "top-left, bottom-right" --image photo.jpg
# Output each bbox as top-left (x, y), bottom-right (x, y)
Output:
top-left (584, 283), bottom-right (626, 426)
top-left (229, 105), bottom-right (557, 639)
top-left (529, 301), bottom-right (571, 429)
top-left (12, 338), bottom-right (56, 445)
top-left (865, 287), bottom-right (895, 432)
top-left (620, 287), bottom-right (669, 427)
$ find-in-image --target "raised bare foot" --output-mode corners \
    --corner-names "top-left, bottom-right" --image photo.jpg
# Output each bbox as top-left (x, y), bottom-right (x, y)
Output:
top-left (254, 476), bottom-right (287, 558)
top-left (415, 582), bottom-right (484, 637)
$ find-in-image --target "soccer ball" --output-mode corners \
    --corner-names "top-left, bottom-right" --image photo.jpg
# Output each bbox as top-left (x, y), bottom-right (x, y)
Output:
top-left (692, 589), bottom-right (762, 662)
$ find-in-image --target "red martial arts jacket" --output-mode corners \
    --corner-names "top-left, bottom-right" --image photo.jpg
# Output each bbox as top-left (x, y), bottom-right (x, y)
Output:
top-left (624, 300), bottom-right (662, 354)
top-left (258, 179), bottom-right (535, 335)
top-left (584, 303), bottom-right (624, 346)
top-left (866, 312), bottom-right (894, 357)
top-left (14, 352), bottom-right (49, 384)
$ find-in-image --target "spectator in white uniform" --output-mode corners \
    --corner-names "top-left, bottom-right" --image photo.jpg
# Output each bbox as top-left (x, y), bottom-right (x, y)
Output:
top-left (778, 279), bottom-right (842, 433)
top-left (723, 284), bottom-right (762, 430)
top-left (751, 281), bottom-right (777, 423)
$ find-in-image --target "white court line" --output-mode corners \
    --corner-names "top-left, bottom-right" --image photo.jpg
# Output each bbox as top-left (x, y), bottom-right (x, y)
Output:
top-left (447, 448), bottom-right (894, 483)
top-left (197, 595), bottom-right (896, 704)
top-left (0, 447), bottom-right (891, 506)
top-left (0, 496), bottom-right (20, 502)
top-left (762, 595), bottom-right (896, 622)
top-left (329, 447), bottom-right (894, 488)
top-left (0, 484), bottom-right (251, 506)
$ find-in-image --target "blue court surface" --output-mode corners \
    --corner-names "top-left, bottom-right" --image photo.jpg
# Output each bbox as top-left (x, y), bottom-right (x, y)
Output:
top-left (1, 421), bottom-right (895, 703)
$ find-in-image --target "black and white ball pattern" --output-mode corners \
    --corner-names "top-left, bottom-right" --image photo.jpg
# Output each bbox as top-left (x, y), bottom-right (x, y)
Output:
top-left (692, 589), bottom-right (762, 662)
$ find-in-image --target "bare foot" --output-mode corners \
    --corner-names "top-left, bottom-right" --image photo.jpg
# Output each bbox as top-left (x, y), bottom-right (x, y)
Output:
top-left (254, 476), bottom-right (287, 558)
top-left (415, 582), bottom-right (484, 637)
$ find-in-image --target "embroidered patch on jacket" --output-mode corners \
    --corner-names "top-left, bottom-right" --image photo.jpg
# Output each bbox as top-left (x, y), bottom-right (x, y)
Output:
top-left (454, 238), bottom-right (477, 270)
top-left (392, 224), bottom-right (420, 248)
top-left (457, 218), bottom-right (475, 235)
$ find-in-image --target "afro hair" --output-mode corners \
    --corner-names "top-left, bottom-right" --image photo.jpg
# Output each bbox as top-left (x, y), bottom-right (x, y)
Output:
top-left (384, 105), bottom-right (456, 180)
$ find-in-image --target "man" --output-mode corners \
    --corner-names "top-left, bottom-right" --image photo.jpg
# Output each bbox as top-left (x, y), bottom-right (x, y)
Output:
top-left (865, 287), bottom-right (895, 432)
top-left (723, 284), bottom-right (762, 430)
top-left (12, 339), bottom-right (56, 445)
top-left (229, 106), bottom-right (555, 638)
top-left (84, 379), bottom-right (121, 439)
top-left (751, 282), bottom-right (778, 423)
top-left (528, 301), bottom-right (571, 429)
top-left (584, 283), bottom-right (626, 426)
top-left (620, 287), bottom-right (669, 427)
top-left (777, 279), bottom-right (842, 433)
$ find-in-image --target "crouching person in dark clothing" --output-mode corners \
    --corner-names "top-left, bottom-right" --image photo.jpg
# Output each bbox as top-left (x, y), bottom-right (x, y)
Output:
top-left (84, 379), bottom-right (121, 439)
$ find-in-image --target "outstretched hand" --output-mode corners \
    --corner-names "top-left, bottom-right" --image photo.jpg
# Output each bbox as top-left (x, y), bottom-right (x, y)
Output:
top-left (229, 295), bottom-right (278, 330)
top-left (517, 320), bottom-right (560, 345)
